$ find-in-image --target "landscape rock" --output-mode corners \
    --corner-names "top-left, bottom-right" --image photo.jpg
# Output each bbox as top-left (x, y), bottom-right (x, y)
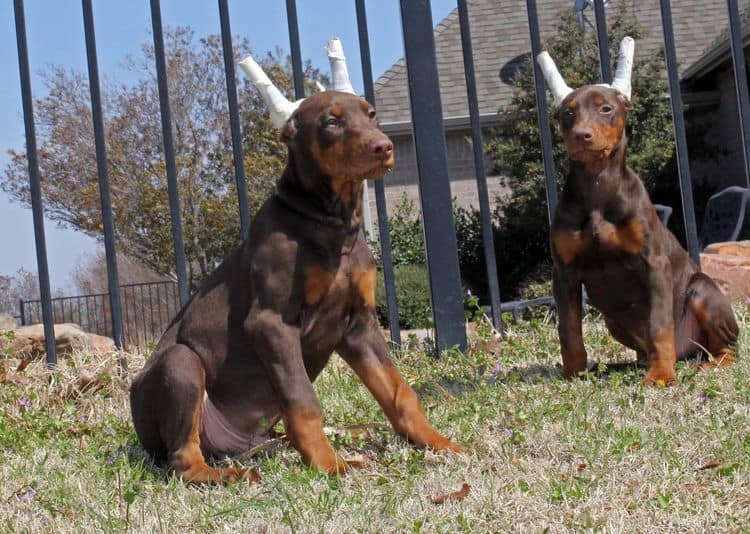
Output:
top-left (700, 240), bottom-right (750, 302)
top-left (0, 313), bottom-right (17, 332)
top-left (0, 322), bottom-right (116, 359)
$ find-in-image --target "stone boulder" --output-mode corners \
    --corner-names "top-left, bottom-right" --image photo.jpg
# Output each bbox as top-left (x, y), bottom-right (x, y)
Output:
top-left (0, 322), bottom-right (116, 359)
top-left (0, 313), bottom-right (17, 332)
top-left (700, 240), bottom-right (750, 302)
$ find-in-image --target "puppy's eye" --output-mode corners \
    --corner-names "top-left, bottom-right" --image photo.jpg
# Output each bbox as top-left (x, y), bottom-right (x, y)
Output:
top-left (600, 105), bottom-right (613, 114)
top-left (563, 108), bottom-right (575, 118)
top-left (368, 109), bottom-right (376, 119)
top-left (325, 117), bottom-right (340, 127)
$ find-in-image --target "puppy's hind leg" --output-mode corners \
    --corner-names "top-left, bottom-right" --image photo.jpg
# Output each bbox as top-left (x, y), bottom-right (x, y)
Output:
top-left (687, 272), bottom-right (739, 369)
top-left (130, 344), bottom-right (259, 484)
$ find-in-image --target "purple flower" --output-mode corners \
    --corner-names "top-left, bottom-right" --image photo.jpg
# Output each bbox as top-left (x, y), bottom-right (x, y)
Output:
top-left (490, 363), bottom-right (503, 383)
top-left (17, 397), bottom-right (31, 411)
top-left (503, 428), bottom-right (513, 437)
top-left (18, 486), bottom-right (37, 502)
top-left (698, 391), bottom-right (709, 405)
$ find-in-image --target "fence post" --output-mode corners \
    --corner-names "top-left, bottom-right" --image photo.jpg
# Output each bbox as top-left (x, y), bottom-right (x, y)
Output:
top-left (725, 0), bottom-right (750, 188)
top-left (355, 0), bottom-right (401, 347)
top-left (18, 299), bottom-right (25, 326)
top-left (13, 0), bottom-right (57, 365)
top-left (592, 0), bottom-right (612, 83)
top-left (81, 0), bottom-right (126, 363)
top-left (658, 0), bottom-right (700, 264)
top-left (150, 0), bottom-right (190, 306)
top-left (525, 0), bottom-right (559, 225)
top-left (218, 0), bottom-right (251, 239)
top-left (285, 0), bottom-right (305, 100)
top-left (398, 0), bottom-right (467, 352)
top-left (456, 0), bottom-right (503, 333)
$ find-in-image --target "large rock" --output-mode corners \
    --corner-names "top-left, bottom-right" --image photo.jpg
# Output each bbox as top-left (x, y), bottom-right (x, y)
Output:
top-left (0, 322), bottom-right (116, 359)
top-left (700, 240), bottom-right (750, 302)
top-left (0, 313), bottom-right (17, 332)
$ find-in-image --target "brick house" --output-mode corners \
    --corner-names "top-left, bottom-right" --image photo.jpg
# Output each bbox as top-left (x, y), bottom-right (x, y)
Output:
top-left (368, 0), bottom-right (749, 225)
top-left (681, 5), bottom-right (750, 190)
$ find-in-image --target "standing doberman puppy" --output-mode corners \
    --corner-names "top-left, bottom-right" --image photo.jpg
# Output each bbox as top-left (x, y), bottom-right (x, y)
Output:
top-left (549, 84), bottom-right (739, 384)
top-left (129, 91), bottom-right (463, 484)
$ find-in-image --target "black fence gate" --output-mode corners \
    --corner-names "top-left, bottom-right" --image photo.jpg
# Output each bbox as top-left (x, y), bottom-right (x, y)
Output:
top-left (11, 0), bottom-right (750, 366)
top-left (20, 281), bottom-right (180, 350)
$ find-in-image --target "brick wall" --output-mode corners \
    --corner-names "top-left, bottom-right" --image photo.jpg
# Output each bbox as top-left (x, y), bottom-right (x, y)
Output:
top-left (366, 128), bottom-right (510, 227)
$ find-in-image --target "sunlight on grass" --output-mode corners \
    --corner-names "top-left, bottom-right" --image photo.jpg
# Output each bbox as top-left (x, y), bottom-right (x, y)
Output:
top-left (1, 306), bottom-right (749, 531)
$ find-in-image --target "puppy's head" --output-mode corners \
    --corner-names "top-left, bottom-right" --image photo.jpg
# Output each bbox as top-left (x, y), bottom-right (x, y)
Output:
top-left (556, 85), bottom-right (632, 168)
top-left (280, 91), bottom-right (394, 197)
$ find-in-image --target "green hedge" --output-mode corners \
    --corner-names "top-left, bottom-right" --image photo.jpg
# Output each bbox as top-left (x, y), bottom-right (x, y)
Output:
top-left (375, 264), bottom-right (432, 330)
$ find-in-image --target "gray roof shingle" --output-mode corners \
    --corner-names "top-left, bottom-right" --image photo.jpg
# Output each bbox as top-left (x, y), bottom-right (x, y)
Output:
top-left (374, 0), bottom-right (747, 124)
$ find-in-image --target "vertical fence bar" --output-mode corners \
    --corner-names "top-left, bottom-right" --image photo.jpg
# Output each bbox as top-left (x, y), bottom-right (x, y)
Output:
top-left (149, 0), bottom-right (190, 304)
top-left (218, 0), bottom-right (251, 239)
top-left (14, 0), bottom-right (57, 365)
top-left (81, 0), bottom-right (126, 359)
top-left (399, 0), bottom-right (467, 352)
top-left (592, 0), bottom-right (612, 83)
top-left (285, 0), bottom-right (305, 100)
top-left (355, 0), bottom-right (401, 346)
top-left (658, 0), bottom-right (700, 263)
top-left (725, 0), bottom-right (750, 188)
top-left (525, 0), bottom-right (559, 224)
top-left (456, 0), bottom-right (502, 332)
top-left (18, 299), bottom-right (26, 326)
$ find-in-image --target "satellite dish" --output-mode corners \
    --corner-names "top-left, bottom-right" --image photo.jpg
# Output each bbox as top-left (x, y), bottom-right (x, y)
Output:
top-left (573, 0), bottom-right (611, 30)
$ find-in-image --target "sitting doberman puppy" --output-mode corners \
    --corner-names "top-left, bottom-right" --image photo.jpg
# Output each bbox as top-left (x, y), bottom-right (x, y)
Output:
top-left (129, 90), bottom-right (463, 484)
top-left (538, 39), bottom-right (739, 385)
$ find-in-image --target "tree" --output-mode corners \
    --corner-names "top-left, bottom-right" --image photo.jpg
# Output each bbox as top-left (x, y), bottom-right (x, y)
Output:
top-left (2, 27), bottom-right (327, 286)
top-left (484, 5), bottom-right (685, 296)
top-left (0, 268), bottom-right (40, 317)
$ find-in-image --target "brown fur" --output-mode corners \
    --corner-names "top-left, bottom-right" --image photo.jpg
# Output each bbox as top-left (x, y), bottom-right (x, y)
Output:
top-left (551, 85), bottom-right (739, 384)
top-left (129, 91), bottom-right (461, 484)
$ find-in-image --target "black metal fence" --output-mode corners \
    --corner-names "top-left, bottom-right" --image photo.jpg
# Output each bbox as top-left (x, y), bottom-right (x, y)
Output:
top-left (11, 0), bottom-right (750, 366)
top-left (20, 281), bottom-right (180, 350)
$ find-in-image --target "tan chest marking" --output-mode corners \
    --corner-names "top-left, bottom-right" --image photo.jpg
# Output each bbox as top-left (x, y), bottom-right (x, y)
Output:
top-left (552, 229), bottom-right (586, 264)
top-left (591, 214), bottom-right (644, 255)
top-left (304, 265), bottom-right (337, 306)
top-left (352, 265), bottom-right (376, 309)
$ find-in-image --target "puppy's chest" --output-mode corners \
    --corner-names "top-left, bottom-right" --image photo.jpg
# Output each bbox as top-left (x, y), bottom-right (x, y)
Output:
top-left (299, 258), bottom-right (376, 341)
top-left (553, 210), bottom-right (647, 265)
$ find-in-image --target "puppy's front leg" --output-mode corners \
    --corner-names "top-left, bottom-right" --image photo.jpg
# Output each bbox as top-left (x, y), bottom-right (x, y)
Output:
top-left (553, 264), bottom-right (588, 378)
top-left (336, 315), bottom-right (464, 453)
top-left (642, 255), bottom-right (677, 385)
top-left (245, 309), bottom-right (349, 475)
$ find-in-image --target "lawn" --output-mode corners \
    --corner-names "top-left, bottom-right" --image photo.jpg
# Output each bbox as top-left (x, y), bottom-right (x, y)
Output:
top-left (1, 307), bottom-right (749, 532)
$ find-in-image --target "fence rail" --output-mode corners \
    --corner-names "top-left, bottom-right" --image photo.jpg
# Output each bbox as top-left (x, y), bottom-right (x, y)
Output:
top-left (12, 0), bottom-right (750, 366)
top-left (20, 281), bottom-right (180, 350)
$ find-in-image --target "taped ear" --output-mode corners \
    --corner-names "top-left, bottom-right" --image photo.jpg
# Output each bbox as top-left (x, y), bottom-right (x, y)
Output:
top-left (280, 116), bottom-right (298, 144)
top-left (618, 93), bottom-right (634, 111)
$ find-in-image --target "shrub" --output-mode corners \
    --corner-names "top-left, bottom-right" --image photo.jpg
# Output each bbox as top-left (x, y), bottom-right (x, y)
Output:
top-left (375, 264), bottom-right (432, 330)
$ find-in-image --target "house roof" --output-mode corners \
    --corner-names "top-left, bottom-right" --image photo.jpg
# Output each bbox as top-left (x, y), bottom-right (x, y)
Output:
top-left (682, 5), bottom-right (750, 80)
top-left (374, 0), bottom-right (747, 125)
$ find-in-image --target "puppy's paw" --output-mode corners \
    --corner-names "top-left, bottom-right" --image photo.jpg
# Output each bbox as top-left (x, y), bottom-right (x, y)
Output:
top-left (642, 368), bottom-right (676, 386)
top-left (429, 436), bottom-right (466, 454)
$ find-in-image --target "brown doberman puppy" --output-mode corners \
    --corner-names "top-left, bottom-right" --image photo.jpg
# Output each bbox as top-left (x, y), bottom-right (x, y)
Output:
top-left (551, 85), bottom-right (739, 385)
top-left (129, 91), bottom-right (463, 484)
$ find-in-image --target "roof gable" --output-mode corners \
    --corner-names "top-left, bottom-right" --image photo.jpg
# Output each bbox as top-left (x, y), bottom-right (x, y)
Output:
top-left (374, 0), bottom-right (745, 124)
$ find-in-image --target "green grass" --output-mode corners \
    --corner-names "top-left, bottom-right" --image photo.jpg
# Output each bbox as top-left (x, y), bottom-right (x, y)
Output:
top-left (1, 306), bottom-right (749, 532)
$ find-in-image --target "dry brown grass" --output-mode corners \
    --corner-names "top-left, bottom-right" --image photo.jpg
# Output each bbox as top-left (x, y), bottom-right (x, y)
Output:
top-left (1, 306), bottom-right (749, 532)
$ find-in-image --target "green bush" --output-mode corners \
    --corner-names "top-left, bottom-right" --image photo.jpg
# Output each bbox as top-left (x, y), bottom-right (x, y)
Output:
top-left (375, 264), bottom-right (432, 330)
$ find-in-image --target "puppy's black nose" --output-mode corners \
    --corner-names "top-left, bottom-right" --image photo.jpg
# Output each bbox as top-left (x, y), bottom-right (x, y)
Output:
top-left (369, 138), bottom-right (393, 156)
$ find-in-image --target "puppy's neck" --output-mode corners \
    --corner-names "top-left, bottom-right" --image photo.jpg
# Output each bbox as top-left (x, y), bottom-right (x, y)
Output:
top-left (277, 155), bottom-right (364, 237)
